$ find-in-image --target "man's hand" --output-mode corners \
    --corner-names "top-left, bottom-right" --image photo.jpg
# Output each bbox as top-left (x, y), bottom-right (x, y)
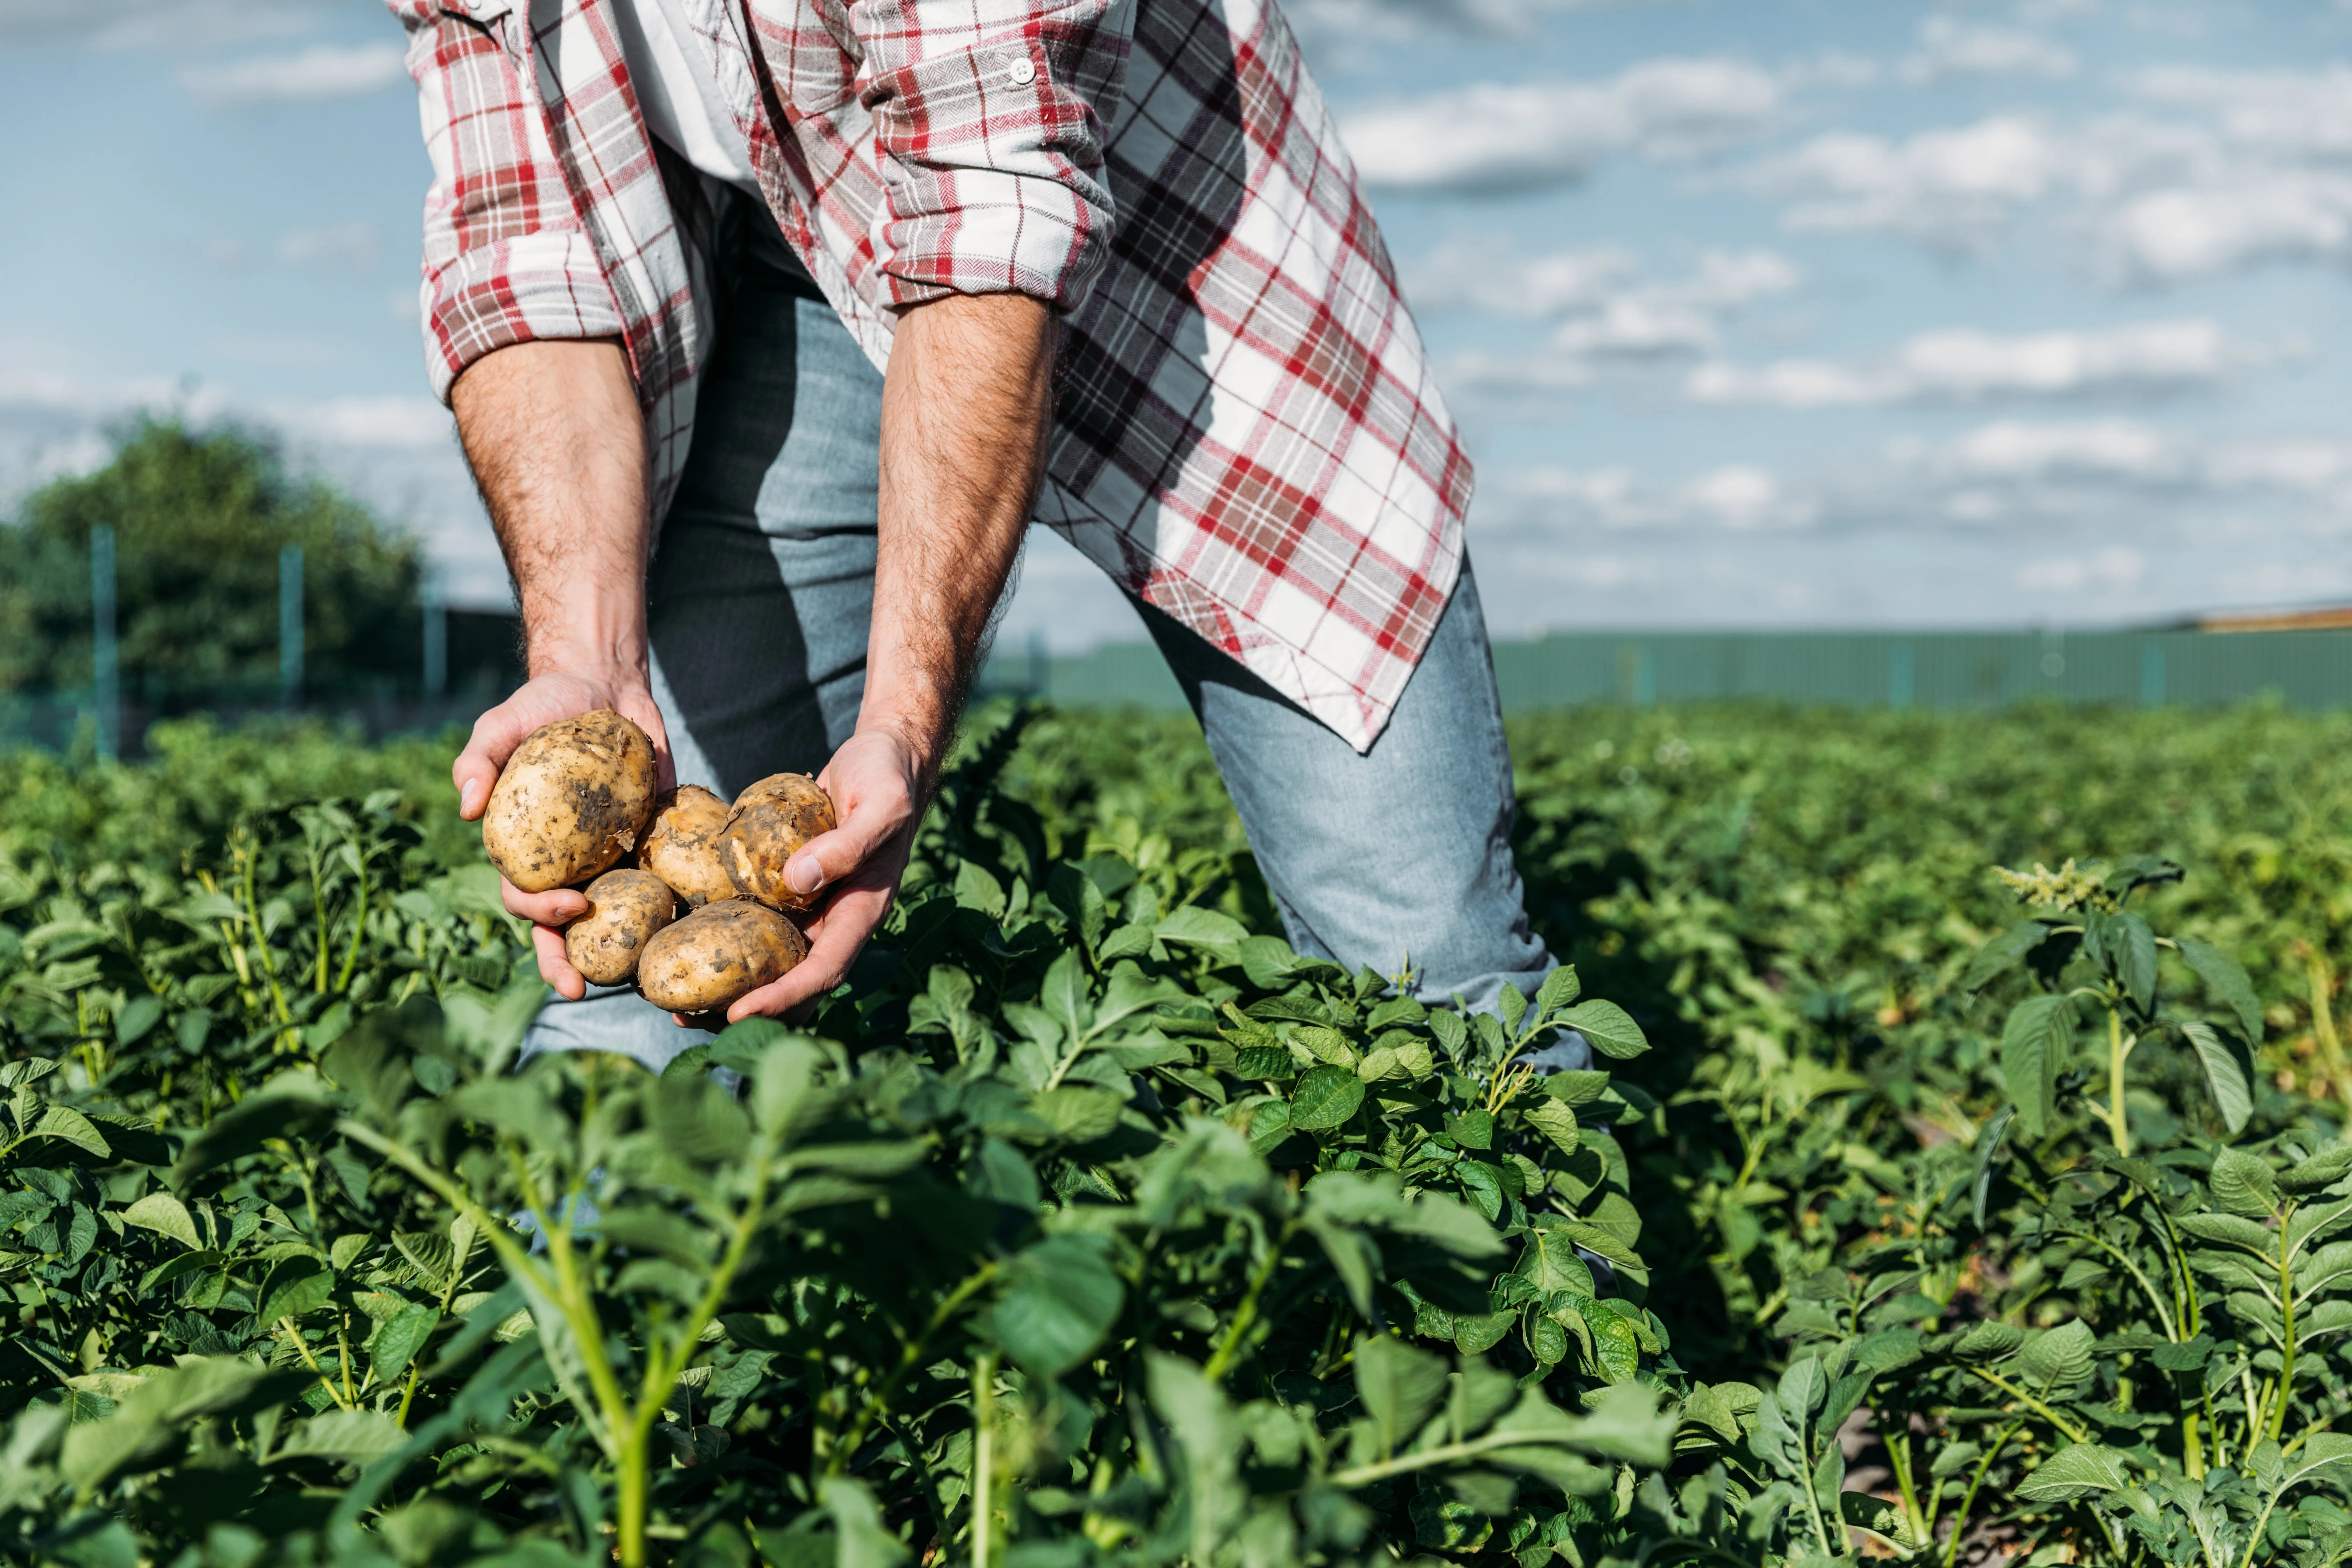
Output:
top-left (717, 729), bottom-right (920, 1021)
top-left (715, 292), bottom-right (1057, 1023)
top-left (447, 336), bottom-right (659, 1002)
top-left (456, 670), bottom-right (673, 1001)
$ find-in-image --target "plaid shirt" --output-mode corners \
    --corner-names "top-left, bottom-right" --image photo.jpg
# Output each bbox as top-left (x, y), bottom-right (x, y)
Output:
top-left (389, 0), bottom-right (1470, 751)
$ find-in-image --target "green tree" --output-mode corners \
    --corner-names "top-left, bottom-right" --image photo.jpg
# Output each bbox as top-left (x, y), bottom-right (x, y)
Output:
top-left (0, 416), bottom-right (423, 702)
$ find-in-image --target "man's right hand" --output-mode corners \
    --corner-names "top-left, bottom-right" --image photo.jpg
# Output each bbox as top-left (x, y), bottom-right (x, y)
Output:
top-left (447, 335), bottom-right (659, 1003)
top-left (453, 670), bottom-right (674, 1001)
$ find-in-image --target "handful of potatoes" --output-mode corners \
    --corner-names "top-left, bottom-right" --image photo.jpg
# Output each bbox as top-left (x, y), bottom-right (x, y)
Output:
top-left (479, 710), bottom-right (837, 1015)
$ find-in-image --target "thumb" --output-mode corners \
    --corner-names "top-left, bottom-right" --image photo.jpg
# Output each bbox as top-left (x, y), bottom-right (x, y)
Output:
top-left (784, 795), bottom-right (905, 899)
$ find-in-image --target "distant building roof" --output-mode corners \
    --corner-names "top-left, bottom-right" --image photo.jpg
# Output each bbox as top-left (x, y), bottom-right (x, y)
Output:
top-left (2200, 606), bottom-right (2352, 633)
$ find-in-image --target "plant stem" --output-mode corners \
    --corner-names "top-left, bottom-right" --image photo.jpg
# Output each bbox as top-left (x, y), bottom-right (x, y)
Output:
top-left (1884, 1428), bottom-right (1929, 1547)
top-left (1942, 1420), bottom-right (2020, 1568)
top-left (2301, 945), bottom-right (2352, 1120)
top-left (1967, 1367), bottom-right (2091, 1443)
top-left (278, 1316), bottom-right (352, 1410)
top-left (828, 1259), bottom-right (998, 1476)
top-left (395, 1220), bottom-right (475, 1429)
top-left (1204, 1220), bottom-right (1295, 1383)
top-left (973, 1352), bottom-right (996, 1568)
top-left (2273, 1225), bottom-right (2297, 1442)
top-left (2107, 1005), bottom-right (2132, 1157)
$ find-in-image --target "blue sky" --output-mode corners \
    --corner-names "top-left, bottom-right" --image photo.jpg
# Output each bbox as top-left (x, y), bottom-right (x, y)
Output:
top-left (7, 0), bottom-right (2352, 644)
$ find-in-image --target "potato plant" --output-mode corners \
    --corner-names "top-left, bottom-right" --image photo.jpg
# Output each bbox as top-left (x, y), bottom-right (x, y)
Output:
top-left (7, 702), bottom-right (2352, 1565)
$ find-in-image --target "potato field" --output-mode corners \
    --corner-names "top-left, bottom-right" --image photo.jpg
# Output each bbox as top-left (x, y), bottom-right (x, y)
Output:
top-left (7, 700), bottom-right (2352, 1567)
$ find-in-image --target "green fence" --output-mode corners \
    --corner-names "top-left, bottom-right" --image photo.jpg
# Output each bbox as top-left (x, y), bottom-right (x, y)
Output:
top-left (976, 629), bottom-right (2352, 713)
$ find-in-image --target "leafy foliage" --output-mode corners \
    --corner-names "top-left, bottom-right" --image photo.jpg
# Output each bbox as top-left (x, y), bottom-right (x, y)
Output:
top-left (7, 700), bottom-right (2352, 1566)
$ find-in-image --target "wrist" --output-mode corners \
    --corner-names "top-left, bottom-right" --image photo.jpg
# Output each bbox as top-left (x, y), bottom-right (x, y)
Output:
top-left (854, 703), bottom-right (953, 795)
top-left (524, 631), bottom-right (649, 688)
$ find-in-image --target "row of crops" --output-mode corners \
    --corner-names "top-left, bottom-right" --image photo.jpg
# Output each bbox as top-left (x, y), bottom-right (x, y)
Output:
top-left (6, 700), bottom-right (2352, 1566)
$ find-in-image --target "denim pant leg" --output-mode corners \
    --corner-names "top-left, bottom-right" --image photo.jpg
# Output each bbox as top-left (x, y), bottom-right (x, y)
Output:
top-left (1136, 565), bottom-right (1577, 1051)
top-left (522, 276), bottom-right (887, 1072)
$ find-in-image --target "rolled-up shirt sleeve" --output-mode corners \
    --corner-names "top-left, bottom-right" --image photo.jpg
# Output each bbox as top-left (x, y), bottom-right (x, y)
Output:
top-left (388, 0), bottom-right (626, 403)
top-left (852, 0), bottom-right (1132, 315)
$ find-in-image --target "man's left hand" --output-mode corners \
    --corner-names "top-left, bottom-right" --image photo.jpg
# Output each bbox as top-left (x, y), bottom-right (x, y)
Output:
top-left (704, 726), bottom-right (925, 1024)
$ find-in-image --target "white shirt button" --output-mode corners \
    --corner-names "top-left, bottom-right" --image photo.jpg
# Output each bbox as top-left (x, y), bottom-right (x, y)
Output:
top-left (1003, 55), bottom-right (1037, 86)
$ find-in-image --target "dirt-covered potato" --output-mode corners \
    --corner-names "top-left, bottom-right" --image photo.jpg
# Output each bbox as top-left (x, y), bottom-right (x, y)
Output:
top-left (638, 785), bottom-right (736, 907)
top-left (719, 773), bottom-right (838, 911)
top-left (481, 710), bottom-right (659, 893)
top-left (636, 898), bottom-right (811, 1014)
top-left (562, 869), bottom-right (678, 987)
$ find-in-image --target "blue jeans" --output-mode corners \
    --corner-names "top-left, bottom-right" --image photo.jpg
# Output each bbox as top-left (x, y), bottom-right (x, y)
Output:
top-left (523, 211), bottom-right (1566, 1072)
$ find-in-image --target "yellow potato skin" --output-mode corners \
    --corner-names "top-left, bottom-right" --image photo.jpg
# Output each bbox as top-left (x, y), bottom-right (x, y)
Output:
top-left (636, 899), bottom-right (811, 1014)
top-left (563, 870), bottom-right (679, 986)
top-left (639, 785), bottom-right (736, 906)
top-left (481, 710), bottom-right (659, 893)
top-left (719, 773), bottom-right (838, 911)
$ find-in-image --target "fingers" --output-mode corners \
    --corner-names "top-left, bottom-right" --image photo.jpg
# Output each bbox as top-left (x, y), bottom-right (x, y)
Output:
top-left (454, 699), bottom-right (537, 822)
top-left (502, 879), bottom-right (589, 928)
top-left (724, 885), bottom-right (890, 1023)
top-left (532, 924), bottom-right (586, 1001)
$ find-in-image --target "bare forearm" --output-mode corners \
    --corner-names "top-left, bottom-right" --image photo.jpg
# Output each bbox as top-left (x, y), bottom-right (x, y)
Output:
top-left (451, 338), bottom-right (651, 681)
top-left (867, 293), bottom-right (1056, 785)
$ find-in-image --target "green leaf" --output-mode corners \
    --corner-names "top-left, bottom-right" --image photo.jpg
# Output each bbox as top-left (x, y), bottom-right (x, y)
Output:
top-left (1144, 1356), bottom-right (1244, 1560)
top-left (1030, 1086), bottom-right (1126, 1143)
top-left (119, 1193), bottom-right (201, 1252)
top-left (2180, 1021), bottom-right (2254, 1137)
top-left (2108, 912), bottom-right (2158, 1011)
top-left (1499, 983), bottom-right (1529, 1039)
top-left (1554, 1001), bottom-right (1647, 1060)
top-left (2018, 1320), bottom-right (2095, 1392)
top-left (271, 1408), bottom-right (406, 1465)
top-left (1447, 1108), bottom-right (1495, 1150)
top-left (1972, 1104), bottom-right (2015, 1231)
top-left (1354, 1334), bottom-right (1447, 1454)
top-left (2211, 1146), bottom-right (2281, 1218)
top-left (31, 1105), bottom-right (111, 1158)
top-left (1963, 921), bottom-right (2051, 993)
top-left (367, 1302), bottom-right (438, 1385)
top-left (115, 994), bottom-right (164, 1048)
top-left (2178, 935), bottom-right (2263, 1042)
top-left (257, 1257), bottom-right (333, 1325)
top-left (984, 1236), bottom-right (1124, 1378)
top-left (1522, 1098), bottom-right (1582, 1158)
top-left (818, 1476), bottom-right (910, 1568)
top-left (2015, 1443), bottom-right (2131, 1502)
top-left (2278, 1433), bottom-right (2352, 1494)
top-left (1288, 1065), bottom-right (1365, 1132)
top-left (1535, 966), bottom-right (1581, 1016)
top-left (2000, 994), bottom-right (2072, 1137)
top-left (1154, 905), bottom-right (1248, 957)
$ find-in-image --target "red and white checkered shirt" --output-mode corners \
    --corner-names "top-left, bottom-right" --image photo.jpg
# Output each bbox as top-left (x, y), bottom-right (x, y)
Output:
top-left (388, 0), bottom-right (1470, 750)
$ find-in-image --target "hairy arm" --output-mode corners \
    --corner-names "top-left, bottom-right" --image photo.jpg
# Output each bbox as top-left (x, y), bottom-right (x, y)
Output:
top-left (447, 337), bottom-right (671, 999)
top-left (724, 292), bottom-right (1055, 1020)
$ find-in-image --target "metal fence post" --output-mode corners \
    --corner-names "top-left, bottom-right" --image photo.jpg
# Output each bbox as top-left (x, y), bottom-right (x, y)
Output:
top-left (422, 564), bottom-right (447, 699)
top-left (280, 545), bottom-right (304, 708)
top-left (91, 526), bottom-right (118, 761)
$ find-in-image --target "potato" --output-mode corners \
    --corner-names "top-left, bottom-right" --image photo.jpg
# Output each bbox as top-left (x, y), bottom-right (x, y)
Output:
top-left (638, 785), bottom-right (737, 907)
top-left (562, 870), bottom-right (679, 987)
top-left (481, 710), bottom-right (659, 893)
top-left (636, 898), bottom-right (811, 1014)
top-left (719, 772), bottom-right (838, 911)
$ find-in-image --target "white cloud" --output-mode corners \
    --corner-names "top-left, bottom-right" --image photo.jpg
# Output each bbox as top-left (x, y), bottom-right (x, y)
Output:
top-left (280, 223), bottom-right (384, 272)
top-left (181, 43), bottom-right (407, 108)
top-left (1283, 0), bottom-right (1640, 41)
top-left (2015, 547), bottom-right (2147, 593)
top-left (1905, 18), bottom-right (2077, 81)
top-left (1344, 58), bottom-right (1781, 190)
top-left (0, 0), bottom-right (332, 48)
top-left (1688, 319), bottom-right (2268, 408)
top-left (270, 394), bottom-right (453, 453)
top-left (1418, 246), bottom-right (1800, 390)
top-left (1757, 116), bottom-right (2072, 252)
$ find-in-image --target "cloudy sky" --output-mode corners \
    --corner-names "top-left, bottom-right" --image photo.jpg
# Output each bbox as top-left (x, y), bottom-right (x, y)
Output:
top-left (7, 0), bottom-right (2352, 642)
